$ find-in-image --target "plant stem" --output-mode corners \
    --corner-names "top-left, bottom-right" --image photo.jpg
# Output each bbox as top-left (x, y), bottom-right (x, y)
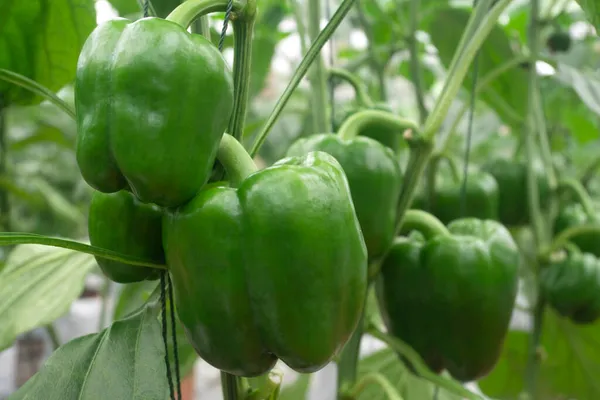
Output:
top-left (192, 15), bottom-right (211, 38)
top-left (355, 1), bottom-right (387, 100)
top-left (0, 233), bottom-right (167, 269)
top-left (229, 2), bottom-right (257, 140)
top-left (308, 0), bottom-right (331, 133)
top-left (337, 110), bottom-right (418, 140)
top-left (407, 0), bottom-right (427, 124)
top-left (366, 325), bottom-right (482, 400)
top-left (544, 224), bottom-right (600, 254)
top-left (166, 0), bottom-right (246, 28)
top-left (217, 134), bottom-right (258, 186)
top-left (249, 0), bottom-right (357, 157)
top-left (0, 70), bottom-right (75, 119)
top-left (337, 311), bottom-right (364, 394)
top-left (97, 277), bottom-right (113, 331)
top-left (328, 67), bottom-right (375, 108)
top-left (221, 372), bottom-right (242, 400)
top-left (524, 1), bottom-right (546, 397)
top-left (45, 324), bottom-right (61, 350)
top-left (291, 0), bottom-right (309, 55)
top-left (399, 209), bottom-right (450, 238)
top-left (580, 157), bottom-right (600, 188)
top-left (422, 0), bottom-right (513, 140)
top-left (0, 94), bottom-right (8, 232)
top-left (556, 178), bottom-right (596, 216)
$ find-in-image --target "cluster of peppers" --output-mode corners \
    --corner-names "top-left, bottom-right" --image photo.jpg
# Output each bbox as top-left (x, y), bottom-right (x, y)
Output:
top-left (74, 11), bottom-right (564, 386)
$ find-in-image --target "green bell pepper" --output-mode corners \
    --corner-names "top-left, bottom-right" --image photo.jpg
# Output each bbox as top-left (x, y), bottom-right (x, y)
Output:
top-left (286, 134), bottom-right (402, 260)
top-left (75, 17), bottom-right (234, 207)
top-left (377, 212), bottom-right (519, 382)
top-left (541, 250), bottom-right (600, 324)
top-left (88, 190), bottom-right (164, 283)
top-left (163, 136), bottom-right (368, 377)
top-left (554, 203), bottom-right (600, 257)
top-left (482, 158), bottom-right (550, 226)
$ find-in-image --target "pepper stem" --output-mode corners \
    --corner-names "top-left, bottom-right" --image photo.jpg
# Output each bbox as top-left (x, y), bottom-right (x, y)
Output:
top-left (400, 209), bottom-right (450, 240)
top-left (337, 110), bottom-right (419, 141)
top-left (328, 67), bottom-right (375, 108)
top-left (217, 134), bottom-right (258, 187)
top-left (166, 0), bottom-right (246, 28)
top-left (556, 178), bottom-right (596, 218)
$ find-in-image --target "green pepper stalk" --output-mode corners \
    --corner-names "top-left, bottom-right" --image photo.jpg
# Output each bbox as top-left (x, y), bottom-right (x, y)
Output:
top-left (337, 110), bottom-right (419, 141)
top-left (328, 67), bottom-right (375, 108)
top-left (556, 178), bottom-right (596, 218)
top-left (167, 0), bottom-right (257, 140)
top-left (217, 133), bottom-right (258, 186)
top-left (308, 0), bottom-right (331, 133)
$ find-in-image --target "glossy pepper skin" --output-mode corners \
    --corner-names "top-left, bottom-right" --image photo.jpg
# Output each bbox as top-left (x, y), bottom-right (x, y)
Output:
top-left (88, 190), bottom-right (163, 283)
top-left (333, 103), bottom-right (403, 153)
top-left (482, 159), bottom-right (550, 226)
top-left (75, 17), bottom-right (234, 207)
top-left (541, 251), bottom-right (600, 324)
top-left (554, 203), bottom-right (600, 257)
top-left (377, 218), bottom-right (519, 382)
top-left (420, 170), bottom-right (499, 224)
top-left (286, 134), bottom-right (402, 259)
top-left (163, 151), bottom-right (368, 377)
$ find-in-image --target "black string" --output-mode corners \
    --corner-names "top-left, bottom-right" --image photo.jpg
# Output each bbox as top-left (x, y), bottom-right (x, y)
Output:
top-left (160, 272), bottom-right (176, 400)
top-left (167, 275), bottom-right (182, 400)
top-left (219, 0), bottom-right (234, 51)
top-left (142, 0), bottom-right (149, 18)
top-left (459, 0), bottom-right (482, 217)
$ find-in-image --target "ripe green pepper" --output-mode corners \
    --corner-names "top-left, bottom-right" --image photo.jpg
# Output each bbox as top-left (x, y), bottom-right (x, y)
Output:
top-left (541, 251), bottom-right (600, 324)
top-left (286, 134), bottom-right (402, 259)
top-left (334, 103), bottom-right (404, 153)
top-left (482, 158), bottom-right (549, 226)
top-left (554, 203), bottom-right (600, 257)
top-left (163, 146), bottom-right (367, 377)
top-left (75, 17), bottom-right (234, 207)
top-left (377, 213), bottom-right (519, 382)
top-left (88, 190), bottom-right (163, 283)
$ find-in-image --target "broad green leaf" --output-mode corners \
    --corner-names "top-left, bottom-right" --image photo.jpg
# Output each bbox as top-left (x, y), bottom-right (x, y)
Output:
top-left (553, 62), bottom-right (600, 124)
top-left (113, 279), bottom-right (198, 379)
top-left (0, 0), bottom-right (96, 105)
top-left (479, 309), bottom-right (600, 399)
top-left (574, 0), bottom-right (600, 32)
top-left (428, 8), bottom-right (528, 126)
top-left (31, 177), bottom-right (85, 226)
top-left (9, 303), bottom-right (169, 400)
top-left (0, 244), bottom-right (96, 351)
top-left (356, 349), bottom-right (464, 400)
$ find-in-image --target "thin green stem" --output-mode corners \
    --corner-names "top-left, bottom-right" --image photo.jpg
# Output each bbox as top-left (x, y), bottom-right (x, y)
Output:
top-left (192, 15), bottom-right (211, 38)
top-left (337, 110), bottom-right (418, 140)
top-left (545, 224), bottom-right (600, 254)
top-left (0, 95), bottom-right (8, 232)
top-left (221, 372), bottom-right (242, 400)
top-left (400, 209), bottom-right (450, 239)
top-left (45, 324), bottom-right (61, 350)
top-left (580, 158), bottom-right (600, 189)
top-left (347, 373), bottom-right (404, 400)
top-left (98, 277), bottom-right (113, 331)
top-left (291, 0), bottom-right (309, 55)
top-left (308, 0), bottom-right (330, 133)
top-left (229, 2), bottom-right (257, 140)
top-left (407, 0), bottom-right (427, 124)
top-left (525, 297), bottom-right (545, 400)
top-left (366, 325), bottom-right (482, 400)
top-left (0, 233), bottom-right (167, 269)
top-left (336, 308), bottom-right (364, 394)
top-left (166, 0), bottom-right (246, 28)
top-left (249, 0), bottom-right (357, 157)
top-left (328, 67), bottom-right (375, 108)
top-left (423, 0), bottom-right (514, 140)
top-left (556, 178), bottom-right (596, 217)
top-left (0, 69), bottom-right (75, 119)
top-left (356, 1), bottom-right (387, 100)
top-left (217, 134), bottom-right (257, 187)
top-left (429, 152), bottom-right (461, 182)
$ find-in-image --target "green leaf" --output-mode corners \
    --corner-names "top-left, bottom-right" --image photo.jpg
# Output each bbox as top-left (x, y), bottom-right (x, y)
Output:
top-left (355, 349), bottom-right (464, 400)
top-left (574, 0), bottom-right (600, 32)
top-left (0, 245), bottom-right (96, 351)
top-left (479, 309), bottom-right (600, 399)
top-left (109, 0), bottom-right (142, 16)
top-left (9, 303), bottom-right (169, 399)
top-left (0, 0), bottom-right (96, 105)
top-left (553, 62), bottom-right (600, 121)
top-left (428, 7), bottom-right (528, 126)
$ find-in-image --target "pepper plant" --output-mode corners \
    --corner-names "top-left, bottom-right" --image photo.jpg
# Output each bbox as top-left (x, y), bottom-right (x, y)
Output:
top-left (1, 0), bottom-right (600, 399)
